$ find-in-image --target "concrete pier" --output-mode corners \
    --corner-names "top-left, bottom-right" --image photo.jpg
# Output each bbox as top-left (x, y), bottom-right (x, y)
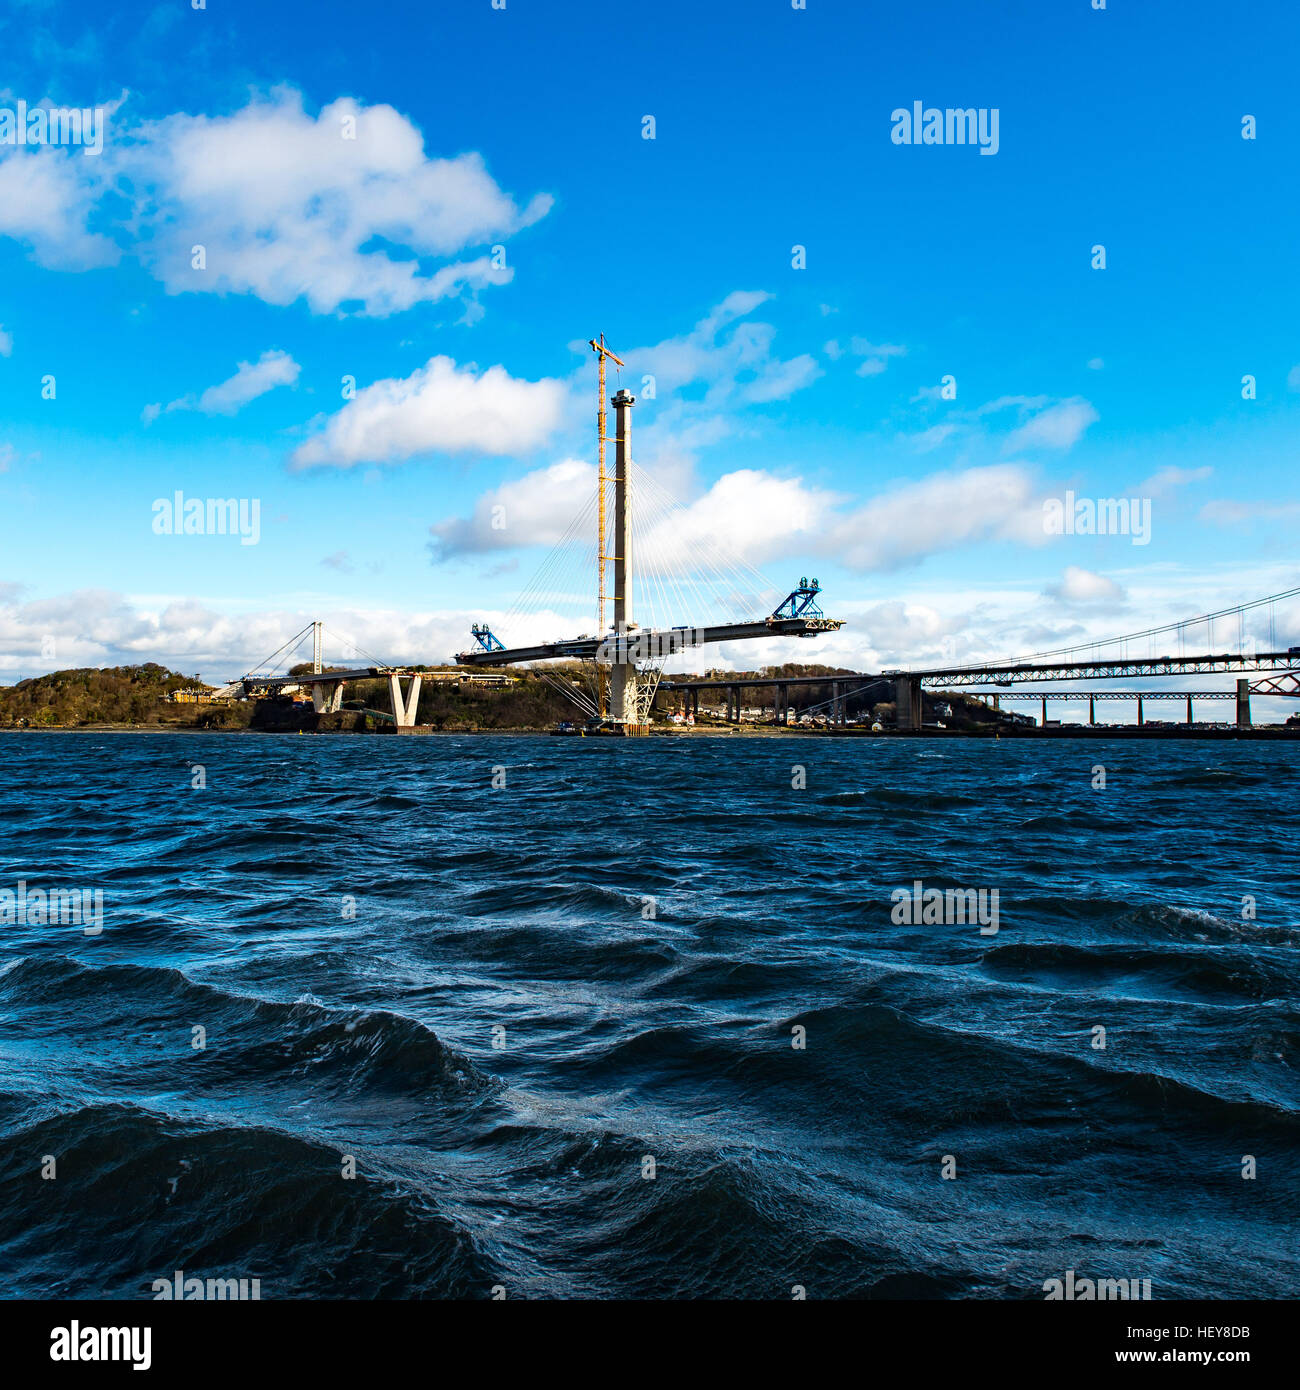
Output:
top-left (774, 683), bottom-right (790, 725)
top-left (1236, 678), bottom-right (1252, 729)
top-left (387, 673), bottom-right (423, 728)
top-left (895, 675), bottom-right (922, 730)
top-left (311, 681), bottom-right (344, 714)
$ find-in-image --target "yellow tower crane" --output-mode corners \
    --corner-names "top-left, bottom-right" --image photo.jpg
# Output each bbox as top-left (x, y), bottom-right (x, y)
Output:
top-left (588, 333), bottom-right (624, 719)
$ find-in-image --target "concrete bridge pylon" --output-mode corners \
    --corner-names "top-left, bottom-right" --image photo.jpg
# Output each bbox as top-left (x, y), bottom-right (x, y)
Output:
top-left (388, 673), bottom-right (423, 728)
top-left (311, 681), bottom-right (344, 714)
top-left (607, 387), bottom-right (649, 735)
top-left (895, 675), bottom-right (923, 731)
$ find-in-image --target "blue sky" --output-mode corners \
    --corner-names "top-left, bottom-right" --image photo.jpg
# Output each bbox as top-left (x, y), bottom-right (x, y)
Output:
top-left (1, 0), bottom-right (1298, 698)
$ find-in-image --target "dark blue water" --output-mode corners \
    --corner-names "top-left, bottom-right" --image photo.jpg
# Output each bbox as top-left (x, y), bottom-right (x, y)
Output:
top-left (1, 733), bottom-right (1297, 1299)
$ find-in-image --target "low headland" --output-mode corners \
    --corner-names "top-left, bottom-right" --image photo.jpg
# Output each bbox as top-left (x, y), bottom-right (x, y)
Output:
top-left (1, 661), bottom-right (1295, 739)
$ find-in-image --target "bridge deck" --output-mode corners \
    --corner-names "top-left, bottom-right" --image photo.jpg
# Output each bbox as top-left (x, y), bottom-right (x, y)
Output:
top-left (455, 616), bottom-right (844, 667)
top-left (243, 666), bottom-right (438, 689)
top-left (979, 689), bottom-right (1237, 701)
top-left (919, 650), bottom-right (1296, 686)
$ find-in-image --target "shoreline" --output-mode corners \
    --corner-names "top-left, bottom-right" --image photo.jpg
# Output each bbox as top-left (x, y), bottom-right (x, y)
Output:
top-left (2, 723), bottom-right (1297, 740)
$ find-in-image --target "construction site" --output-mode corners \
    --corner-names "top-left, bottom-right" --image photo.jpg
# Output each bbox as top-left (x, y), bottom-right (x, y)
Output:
top-left (8, 333), bottom-right (1298, 738)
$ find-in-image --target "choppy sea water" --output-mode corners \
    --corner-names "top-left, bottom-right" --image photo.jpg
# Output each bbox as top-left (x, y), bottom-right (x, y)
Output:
top-left (0, 732), bottom-right (1296, 1300)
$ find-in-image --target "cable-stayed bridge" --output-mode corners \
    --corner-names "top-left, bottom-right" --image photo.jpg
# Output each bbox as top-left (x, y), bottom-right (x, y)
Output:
top-left (229, 599), bottom-right (1300, 733)
top-left (224, 345), bottom-right (1300, 734)
top-left (452, 386), bottom-right (843, 731)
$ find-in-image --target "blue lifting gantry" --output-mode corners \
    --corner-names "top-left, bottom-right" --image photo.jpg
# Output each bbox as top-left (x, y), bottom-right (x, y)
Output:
top-left (771, 577), bottom-right (825, 620)
top-left (469, 623), bottom-right (505, 653)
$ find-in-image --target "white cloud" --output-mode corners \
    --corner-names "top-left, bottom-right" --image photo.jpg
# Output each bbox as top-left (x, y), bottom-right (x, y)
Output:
top-left (0, 143), bottom-right (118, 269)
top-left (1138, 465), bottom-right (1211, 496)
top-left (802, 567), bottom-right (1300, 679)
top-left (849, 337), bottom-right (906, 377)
top-left (293, 355), bottom-right (568, 470)
top-left (0, 442), bottom-right (14, 472)
top-left (543, 291), bottom-right (828, 507)
top-left (0, 88), bottom-right (552, 316)
top-left (6, 566), bottom-right (1298, 698)
top-left (429, 460), bottom-right (834, 581)
top-left (0, 324), bottom-right (11, 356)
top-left (1087, 357), bottom-right (1104, 370)
top-left (287, 288), bottom-right (820, 483)
top-left (1200, 498), bottom-right (1300, 526)
top-left (433, 458), bottom-right (1056, 582)
top-left (910, 423), bottom-right (957, 452)
top-left (430, 458), bottom-right (595, 558)
top-left (146, 349), bottom-right (301, 423)
top-left (970, 394), bottom-right (1049, 419)
top-left (1044, 566), bottom-right (1126, 605)
top-left (430, 463), bottom-right (833, 631)
top-left (826, 464), bottom-right (1048, 571)
top-left (743, 352), bottom-right (821, 402)
top-left (0, 588), bottom-right (486, 680)
top-left (900, 394), bottom-right (1082, 454)
top-left (640, 468), bottom-right (833, 570)
top-left (1005, 398), bottom-right (1098, 452)
top-left (1287, 364), bottom-right (1300, 393)
top-left (196, 350), bottom-right (300, 414)
top-left (625, 291), bottom-right (822, 407)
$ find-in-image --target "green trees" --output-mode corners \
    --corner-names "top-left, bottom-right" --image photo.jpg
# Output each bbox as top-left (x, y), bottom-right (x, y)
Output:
top-left (0, 664), bottom-right (217, 728)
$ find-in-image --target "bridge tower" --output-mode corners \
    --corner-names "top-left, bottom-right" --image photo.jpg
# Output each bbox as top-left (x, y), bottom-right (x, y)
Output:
top-left (608, 388), bottom-right (647, 734)
top-left (589, 334), bottom-right (624, 720)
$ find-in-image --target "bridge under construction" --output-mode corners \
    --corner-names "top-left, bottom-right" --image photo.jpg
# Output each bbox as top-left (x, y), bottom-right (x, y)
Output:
top-left (452, 342), bottom-right (844, 732)
top-left (220, 335), bottom-right (1300, 735)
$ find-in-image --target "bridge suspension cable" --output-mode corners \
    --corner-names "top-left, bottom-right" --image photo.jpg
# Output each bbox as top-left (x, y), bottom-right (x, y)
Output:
top-left (242, 623), bottom-right (316, 680)
top-left (242, 621), bottom-right (394, 683)
top-left (322, 623), bottom-right (390, 671)
top-left (988, 583), bottom-right (1300, 668)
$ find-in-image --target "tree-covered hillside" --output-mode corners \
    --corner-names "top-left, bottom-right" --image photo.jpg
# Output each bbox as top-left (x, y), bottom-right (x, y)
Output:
top-left (0, 665), bottom-right (248, 728)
